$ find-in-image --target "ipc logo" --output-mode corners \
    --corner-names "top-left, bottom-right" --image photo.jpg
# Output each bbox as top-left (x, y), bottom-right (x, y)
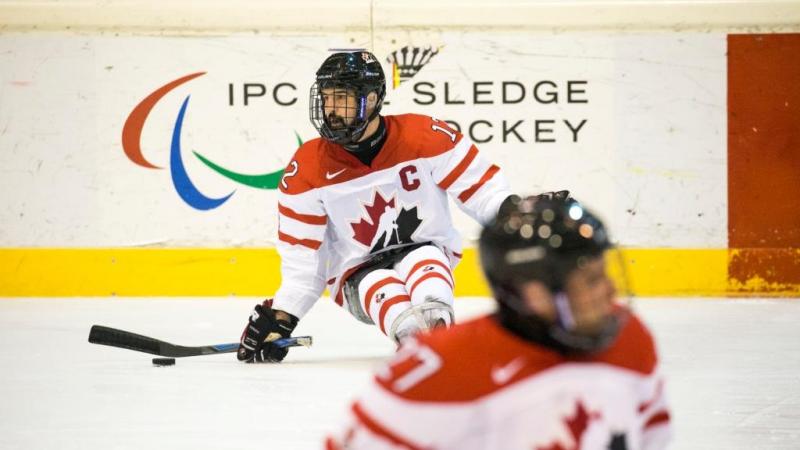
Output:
top-left (122, 72), bottom-right (299, 210)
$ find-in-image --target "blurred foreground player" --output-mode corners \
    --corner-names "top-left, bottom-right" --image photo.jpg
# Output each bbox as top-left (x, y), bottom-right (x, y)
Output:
top-left (326, 196), bottom-right (672, 449)
top-left (237, 50), bottom-right (527, 363)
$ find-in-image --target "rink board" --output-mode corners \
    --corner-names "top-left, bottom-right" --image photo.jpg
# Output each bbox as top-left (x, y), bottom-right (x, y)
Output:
top-left (0, 31), bottom-right (798, 296)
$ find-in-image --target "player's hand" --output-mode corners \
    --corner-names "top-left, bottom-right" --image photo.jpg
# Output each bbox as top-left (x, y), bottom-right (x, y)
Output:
top-left (237, 299), bottom-right (298, 363)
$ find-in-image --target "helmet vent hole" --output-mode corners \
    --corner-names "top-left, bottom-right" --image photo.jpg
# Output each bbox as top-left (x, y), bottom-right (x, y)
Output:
top-left (520, 224), bottom-right (534, 239)
top-left (538, 225), bottom-right (552, 239)
top-left (579, 224), bottom-right (594, 239)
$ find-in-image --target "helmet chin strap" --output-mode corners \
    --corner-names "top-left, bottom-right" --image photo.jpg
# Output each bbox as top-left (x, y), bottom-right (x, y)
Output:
top-left (352, 94), bottom-right (383, 141)
top-left (349, 119), bottom-right (370, 143)
top-left (553, 292), bottom-right (576, 331)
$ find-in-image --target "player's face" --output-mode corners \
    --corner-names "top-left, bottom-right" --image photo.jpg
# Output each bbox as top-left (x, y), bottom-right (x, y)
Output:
top-left (563, 255), bottom-right (616, 336)
top-left (321, 87), bottom-right (358, 129)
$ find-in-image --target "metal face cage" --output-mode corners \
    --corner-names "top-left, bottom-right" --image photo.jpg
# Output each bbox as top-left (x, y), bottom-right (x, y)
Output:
top-left (309, 82), bottom-right (370, 146)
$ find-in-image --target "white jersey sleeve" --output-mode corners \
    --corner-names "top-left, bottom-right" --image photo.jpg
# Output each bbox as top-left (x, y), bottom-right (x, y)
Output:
top-left (430, 129), bottom-right (513, 226)
top-left (271, 186), bottom-right (328, 319)
top-left (639, 368), bottom-right (672, 450)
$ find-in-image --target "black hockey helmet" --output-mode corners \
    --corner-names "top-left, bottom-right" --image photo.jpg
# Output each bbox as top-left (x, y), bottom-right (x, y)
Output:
top-left (309, 51), bottom-right (386, 146)
top-left (479, 195), bottom-right (623, 353)
top-left (480, 195), bottom-right (611, 292)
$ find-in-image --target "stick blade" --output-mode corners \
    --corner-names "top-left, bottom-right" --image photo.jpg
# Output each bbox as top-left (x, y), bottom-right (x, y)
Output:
top-left (88, 325), bottom-right (163, 355)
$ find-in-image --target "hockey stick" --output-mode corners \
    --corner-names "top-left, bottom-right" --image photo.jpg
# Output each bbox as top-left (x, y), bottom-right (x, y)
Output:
top-left (88, 325), bottom-right (312, 358)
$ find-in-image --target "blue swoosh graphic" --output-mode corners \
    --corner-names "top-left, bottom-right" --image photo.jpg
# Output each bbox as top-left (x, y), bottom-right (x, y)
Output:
top-left (170, 95), bottom-right (234, 210)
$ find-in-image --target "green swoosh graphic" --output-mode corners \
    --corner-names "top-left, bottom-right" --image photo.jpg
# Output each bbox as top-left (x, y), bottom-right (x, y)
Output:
top-left (193, 151), bottom-right (284, 189)
top-left (191, 132), bottom-right (305, 190)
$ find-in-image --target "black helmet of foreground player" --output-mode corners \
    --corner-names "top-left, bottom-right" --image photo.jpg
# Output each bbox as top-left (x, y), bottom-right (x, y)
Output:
top-left (479, 195), bottom-right (623, 354)
top-left (309, 51), bottom-right (387, 146)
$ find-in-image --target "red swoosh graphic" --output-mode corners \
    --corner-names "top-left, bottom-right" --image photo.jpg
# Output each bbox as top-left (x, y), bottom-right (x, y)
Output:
top-left (121, 72), bottom-right (206, 169)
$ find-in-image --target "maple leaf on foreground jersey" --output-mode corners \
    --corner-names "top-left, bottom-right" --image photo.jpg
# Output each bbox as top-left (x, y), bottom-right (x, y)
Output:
top-left (537, 401), bottom-right (603, 450)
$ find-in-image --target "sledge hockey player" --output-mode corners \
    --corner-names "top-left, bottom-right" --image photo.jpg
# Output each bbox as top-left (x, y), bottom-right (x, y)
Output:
top-left (325, 195), bottom-right (672, 449)
top-left (238, 50), bottom-right (531, 362)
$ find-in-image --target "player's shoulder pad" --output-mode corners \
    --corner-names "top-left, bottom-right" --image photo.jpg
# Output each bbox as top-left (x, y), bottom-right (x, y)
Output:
top-left (387, 113), bottom-right (465, 159)
top-left (587, 310), bottom-right (658, 375)
top-left (279, 137), bottom-right (328, 195)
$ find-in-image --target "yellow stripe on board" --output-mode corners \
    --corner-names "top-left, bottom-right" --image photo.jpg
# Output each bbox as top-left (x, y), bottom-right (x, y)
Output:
top-left (0, 248), bottom-right (282, 296)
top-left (614, 248), bottom-right (729, 296)
top-left (453, 248), bottom-right (730, 297)
top-left (0, 247), bottom-right (795, 297)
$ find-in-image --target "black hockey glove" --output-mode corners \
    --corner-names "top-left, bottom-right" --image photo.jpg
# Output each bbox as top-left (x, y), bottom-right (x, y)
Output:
top-left (237, 299), bottom-right (298, 363)
top-left (534, 190), bottom-right (571, 201)
top-left (499, 191), bottom-right (571, 216)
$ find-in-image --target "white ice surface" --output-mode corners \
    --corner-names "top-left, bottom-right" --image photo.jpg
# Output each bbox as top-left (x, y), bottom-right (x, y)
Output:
top-left (0, 297), bottom-right (798, 449)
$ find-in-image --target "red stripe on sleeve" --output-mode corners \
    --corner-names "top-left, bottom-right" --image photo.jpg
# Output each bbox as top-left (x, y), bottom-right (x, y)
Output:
top-left (351, 401), bottom-right (423, 450)
top-left (437, 145), bottom-right (478, 190)
top-left (644, 410), bottom-right (671, 429)
top-left (458, 164), bottom-right (500, 203)
top-left (638, 380), bottom-right (664, 413)
top-left (324, 437), bottom-right (342, 450)
top-left (378, 295), bottom-right (411, 334)
top-left (278, 203), bottom-right (327, 225)
top-left (278, 231), bottom-right (322, 250)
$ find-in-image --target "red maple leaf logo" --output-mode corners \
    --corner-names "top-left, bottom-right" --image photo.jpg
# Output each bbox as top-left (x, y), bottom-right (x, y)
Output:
top-left (351, 191), bottom-right (395, 247)
top-left (536, 401), bottom-right (602, 450)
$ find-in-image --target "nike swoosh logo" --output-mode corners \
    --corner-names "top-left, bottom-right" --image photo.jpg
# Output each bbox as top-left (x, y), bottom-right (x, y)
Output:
top-left (326, 168), bottom-right (346, 180)
top-left (491, 357), bottom-right (527, 385)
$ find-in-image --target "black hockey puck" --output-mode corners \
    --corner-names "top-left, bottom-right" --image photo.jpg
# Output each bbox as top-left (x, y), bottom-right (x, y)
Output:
top-left (152, 357), bottom-right (176, 366)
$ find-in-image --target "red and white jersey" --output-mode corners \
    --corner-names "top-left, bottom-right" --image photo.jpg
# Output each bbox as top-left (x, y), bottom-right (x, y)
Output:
top-left (326, 312), bottom-right (672, 450)
top-left (273, 114), bottom-right (512, 319)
